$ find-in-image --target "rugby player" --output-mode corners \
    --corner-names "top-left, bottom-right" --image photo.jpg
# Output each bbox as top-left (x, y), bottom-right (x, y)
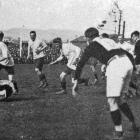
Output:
top-left (27, 31), bottom-right (48, 88)
top-left (50, 37), bottom-right (89, 94)
top-left (74, 27), bottom-right (139, 139)
top-left (0, 31), bottom-right (15, 81)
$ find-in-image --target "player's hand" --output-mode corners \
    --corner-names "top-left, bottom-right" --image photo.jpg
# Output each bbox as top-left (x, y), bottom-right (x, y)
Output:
top-left (36, 49), bottom-right (41, 55)
top-left (101, 64), bottom-right (106, 73)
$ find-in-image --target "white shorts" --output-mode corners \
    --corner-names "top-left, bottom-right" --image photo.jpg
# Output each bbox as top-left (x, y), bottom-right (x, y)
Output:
top-left (67, 53), bottom-right (79, 70)
top-left (106, 55), bottom-right (133, 97)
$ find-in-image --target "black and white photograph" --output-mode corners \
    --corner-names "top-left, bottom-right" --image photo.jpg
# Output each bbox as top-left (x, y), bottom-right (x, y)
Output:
top-left (0, 0), bottom-right (140, 139)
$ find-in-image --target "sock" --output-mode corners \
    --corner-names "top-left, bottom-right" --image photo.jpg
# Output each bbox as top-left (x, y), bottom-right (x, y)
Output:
top-left (61, 81), bottom-right (66, 90)
top-left (94, 73), bottom-right (98, 80)
top-left (110, 109), bottom-right (122, 131)
top-left (119, 103), bottom-right (134, 122)
top-left (39, 74), bottom-right (46, 82)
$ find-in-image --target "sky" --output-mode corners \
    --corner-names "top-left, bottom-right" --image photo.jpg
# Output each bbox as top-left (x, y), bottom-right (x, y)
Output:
top-left (0, 0), bottom-right (140, 37)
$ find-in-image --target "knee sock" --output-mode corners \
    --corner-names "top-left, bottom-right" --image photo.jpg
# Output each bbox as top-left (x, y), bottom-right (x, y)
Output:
top-left (110, 109), bottom-right (122, 132)
top-left (94, 73), bottom-right (98, 80)
top-left (61, 81), bottom-right (66, 90)
top-left (39, 74), bottom-right (47, 82)
top-left (119, 102), bottom-right (134, 122)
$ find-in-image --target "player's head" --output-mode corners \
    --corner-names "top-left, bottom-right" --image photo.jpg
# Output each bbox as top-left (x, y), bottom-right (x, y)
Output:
top-left (84, 27), bottom-right (99, 44)
top-left (0, 80), bottom-right (18, 101)
top-left (52, 37), bottom-right (62, 49)
top-left (101, 33), bottom-right (109, 38)
top-left (0, 31), bottom-right (4, 41)
top-left (131, 31), bottom-right (139, 43)
top-left (30, 31), bottom-right (36, 41)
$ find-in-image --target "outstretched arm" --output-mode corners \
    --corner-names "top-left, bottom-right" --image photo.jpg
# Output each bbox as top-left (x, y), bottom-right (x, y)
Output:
top-left (49, 50), bottom-right (63, 65)
top-left (74, 45), bottom-right (94, 80)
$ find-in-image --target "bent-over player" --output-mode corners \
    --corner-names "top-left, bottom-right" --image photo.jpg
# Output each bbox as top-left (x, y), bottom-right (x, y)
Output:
top-left (74, 27), bottom-right (139, 139)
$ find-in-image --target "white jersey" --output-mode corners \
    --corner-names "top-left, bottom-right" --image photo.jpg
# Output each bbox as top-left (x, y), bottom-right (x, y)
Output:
top-left (0, 42), bottom-right (14, 66)
top-left (93, 37), bottom-right (118, 50)
top-left (62, 43), bottom-right (81, 70)
top-left (62, 43), bottom-right (81, 60)
top-left (28, 38), bottom-right (47, 59)
top-left (117, 42), bottom-right (135, 56)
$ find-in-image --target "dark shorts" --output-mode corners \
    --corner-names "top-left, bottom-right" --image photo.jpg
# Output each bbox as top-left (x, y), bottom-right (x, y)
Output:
top-left (0, 64), bottom-right (14, 75)
top-left (34, 57), bottom-right (44, 71)
top-left (64, 66), bottom-right (75, 77)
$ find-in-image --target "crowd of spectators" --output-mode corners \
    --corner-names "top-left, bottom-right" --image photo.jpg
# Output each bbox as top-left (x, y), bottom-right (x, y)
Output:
top-left (6, 41), bottom-right (64, 64)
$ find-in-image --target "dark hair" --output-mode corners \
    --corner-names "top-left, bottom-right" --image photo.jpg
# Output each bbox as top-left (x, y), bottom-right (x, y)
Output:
top-left (84, 27), bottom-right (99, 38)
top-left (101, 33), bottom-right (109, 38)
top-left (131, 31), bottom-right (139, 38)
top-left (30, 31), bottom-right (36, 35)
top-left (52, 37), bottom-right (62, 44)
top-left (0, 31), bottom-right (4, 38)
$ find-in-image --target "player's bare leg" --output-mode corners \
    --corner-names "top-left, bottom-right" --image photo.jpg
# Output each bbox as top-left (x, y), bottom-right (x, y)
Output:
top-left (35, 68), bottom-right (48, 88)
top-left (105, 97), bottom-right (124, 139)
top-left (8, 74), bottom-right (14, 81)
top-left (56, 72), bottom-right (67, 94)
top-left (72, 78), bottom-right (78, 97)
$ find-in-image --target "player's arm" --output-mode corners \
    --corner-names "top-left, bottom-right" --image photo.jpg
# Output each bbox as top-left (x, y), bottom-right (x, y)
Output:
top-left (36, 41), bottom-right (49, 54)
top-left (27, 42), bottom-right (31, 59)
top-left (75, 47), bottom-right (81, 59)
top-left (0, 46), bottom-right (9, 61)
top-left (74, 43), bottom-right (95, 80)
top-left (74, 47), bottom-right (81, 63)
top-left (49, 50), bottom-right (64, 65)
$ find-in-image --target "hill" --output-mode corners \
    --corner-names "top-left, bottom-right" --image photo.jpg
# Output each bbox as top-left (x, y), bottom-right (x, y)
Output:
top-left (3, 28), bottom-right (82, 41)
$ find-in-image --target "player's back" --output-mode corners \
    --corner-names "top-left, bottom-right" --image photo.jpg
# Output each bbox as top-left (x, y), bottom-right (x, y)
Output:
top-left (62, 42), bottom-right (81, 57)
top-left (117, 41), bottom-right (135, 56)
top-left (93, 37), bottom-right (118, 51)
top-left (0, 41), bottom-right (14, 66)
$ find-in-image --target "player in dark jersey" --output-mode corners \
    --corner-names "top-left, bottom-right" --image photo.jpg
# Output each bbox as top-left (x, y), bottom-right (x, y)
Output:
top-left (73, 27), bottom-right (139, 139)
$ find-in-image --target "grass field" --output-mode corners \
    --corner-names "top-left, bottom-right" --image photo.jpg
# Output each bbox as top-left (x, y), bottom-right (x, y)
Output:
top-left (0, 64), bottom-right (140, 140)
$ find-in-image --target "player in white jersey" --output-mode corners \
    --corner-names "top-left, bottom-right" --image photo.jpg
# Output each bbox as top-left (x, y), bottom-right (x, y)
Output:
top-left (50, 38), bottom-right (89, 94)
top-left (27, 31), bottom-right (48, 88)
top-left (0, 31), bottom-right (15, 81)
